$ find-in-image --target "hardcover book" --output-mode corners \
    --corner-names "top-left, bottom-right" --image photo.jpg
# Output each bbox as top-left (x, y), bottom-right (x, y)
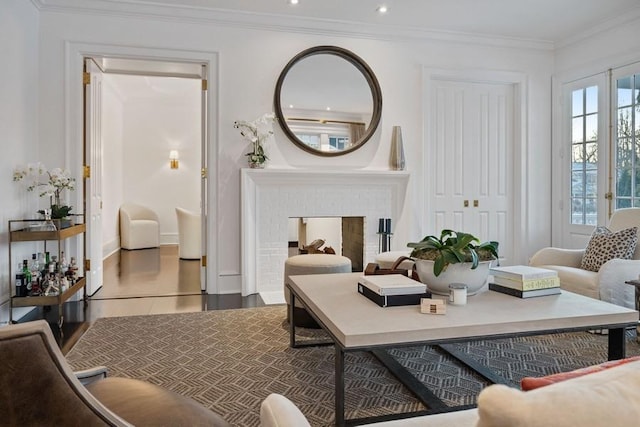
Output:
top-left (357, 283), bottom-right (431, 307)
top-left (359, 274), bottom-right (427, 296)
top-left (492, 275), bottom-right (560, 291)
top-left (489, 282), bottom-right (561, 298)
top-left (490, 265), bottom-right (558, 281)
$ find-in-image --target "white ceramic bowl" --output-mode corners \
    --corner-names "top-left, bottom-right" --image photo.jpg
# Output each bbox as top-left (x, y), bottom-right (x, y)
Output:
top-left (414, 259), bottom-right (493, 296)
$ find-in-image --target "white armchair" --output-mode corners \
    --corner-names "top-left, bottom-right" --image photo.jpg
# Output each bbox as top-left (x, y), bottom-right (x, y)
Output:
top-left (175, 207), bottom-right (201, 260)
top-left (119, 203), bottom-right (160, 250)
top-left (530, 208), bottom-right (640, 308)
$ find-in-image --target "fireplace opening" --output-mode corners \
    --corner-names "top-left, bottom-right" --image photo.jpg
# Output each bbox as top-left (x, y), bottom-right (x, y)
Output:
top-left (287, 217), bottom-right (364, 272)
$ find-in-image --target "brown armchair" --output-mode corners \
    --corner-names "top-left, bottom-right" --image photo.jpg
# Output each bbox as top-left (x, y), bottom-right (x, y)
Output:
top-left (0, 320), bottom-right (230, 426)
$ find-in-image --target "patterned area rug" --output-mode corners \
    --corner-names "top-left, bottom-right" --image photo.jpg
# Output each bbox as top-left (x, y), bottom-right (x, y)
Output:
top-left (66, 306), bottom-right (640, 426)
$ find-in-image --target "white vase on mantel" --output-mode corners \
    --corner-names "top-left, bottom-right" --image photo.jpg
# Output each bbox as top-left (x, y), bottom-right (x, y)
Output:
top-left (390, 125), bottom-right (406, 171)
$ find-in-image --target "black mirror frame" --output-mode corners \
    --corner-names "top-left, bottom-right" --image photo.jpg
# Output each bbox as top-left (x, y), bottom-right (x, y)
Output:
top-left (273, 46), bottom-right (383, 157)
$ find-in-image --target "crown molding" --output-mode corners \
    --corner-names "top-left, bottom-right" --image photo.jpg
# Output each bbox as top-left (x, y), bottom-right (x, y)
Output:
top-left (556, 5), bottom-right (640, 50)
top-left (31, 0), bottom-right (554, 51)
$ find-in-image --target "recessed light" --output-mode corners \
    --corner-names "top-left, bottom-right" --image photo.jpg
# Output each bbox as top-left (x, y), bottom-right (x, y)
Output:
top-left (376, 5), bottom-right (388, 14)
top-left (289, 104), bottom-right (294, 108)
top-left (288, 0), bottom-right (299, 5)
top-left (326, 107), bottom-right (331, 111)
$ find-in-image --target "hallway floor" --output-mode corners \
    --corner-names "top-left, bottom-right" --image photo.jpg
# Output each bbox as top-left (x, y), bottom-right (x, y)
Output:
top-left (19, 246), bottom-right (266, 353)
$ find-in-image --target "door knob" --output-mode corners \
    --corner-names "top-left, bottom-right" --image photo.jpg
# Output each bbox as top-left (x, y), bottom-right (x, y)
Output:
top-left (474, 200), bottom-right (479, 207)
top-left (464, 200), bottom-right (469, 207)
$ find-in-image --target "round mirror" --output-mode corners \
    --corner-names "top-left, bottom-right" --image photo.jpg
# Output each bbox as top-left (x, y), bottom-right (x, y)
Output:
top-left (274, 46), bottom-right (382, 156)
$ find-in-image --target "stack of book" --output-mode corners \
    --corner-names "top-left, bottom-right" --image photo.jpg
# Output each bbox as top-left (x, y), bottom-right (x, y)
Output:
top-left (489, 265), bottom-right (560, 298)
top-left (357, 274), bottom-right (431, 307)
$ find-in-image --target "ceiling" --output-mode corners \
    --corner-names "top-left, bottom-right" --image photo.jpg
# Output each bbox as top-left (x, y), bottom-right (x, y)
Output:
top-left (47, 0), bottom-right (640, 45)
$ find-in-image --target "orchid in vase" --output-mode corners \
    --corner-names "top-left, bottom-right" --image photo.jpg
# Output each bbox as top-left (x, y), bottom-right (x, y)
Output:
top-left (13, 163), bottom-right (76, 219)
top-left (234, 112), bottom-right (276, 167)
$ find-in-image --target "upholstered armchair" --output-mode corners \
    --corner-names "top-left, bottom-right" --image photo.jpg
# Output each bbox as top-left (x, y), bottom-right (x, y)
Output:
top-left (119, 203), bottom-right (160, 250)
top-left (175, 207), bottom-right (201, 260)
top-left (530, 208), bottom-right (640, 308)
top-left (0, 320), bottom-right (230, 426)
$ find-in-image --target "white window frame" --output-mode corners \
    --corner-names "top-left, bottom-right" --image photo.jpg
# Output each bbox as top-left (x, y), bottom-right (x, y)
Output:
top-left (611, 63), bottom-right (640, 213)
top-left (555, 73), bottom-right (609, 248)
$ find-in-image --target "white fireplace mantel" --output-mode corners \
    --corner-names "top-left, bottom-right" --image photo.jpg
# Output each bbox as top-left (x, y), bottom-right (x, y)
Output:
top-left (241, 168), bottom-right (410, 296)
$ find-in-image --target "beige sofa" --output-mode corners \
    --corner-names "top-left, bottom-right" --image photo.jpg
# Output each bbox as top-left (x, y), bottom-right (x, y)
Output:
top-left (260, 359), bottom-right (640, 426)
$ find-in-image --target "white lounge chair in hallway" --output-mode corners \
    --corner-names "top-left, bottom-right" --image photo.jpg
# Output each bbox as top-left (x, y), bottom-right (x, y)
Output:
top-left (119, 203), bottom-right (160, 250)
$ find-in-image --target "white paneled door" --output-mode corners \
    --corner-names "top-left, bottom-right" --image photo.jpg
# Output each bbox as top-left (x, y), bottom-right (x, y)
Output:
top-left (428, 79), bottom-right (514, 264)
top-left (84, 58), bottom-right (104, 295)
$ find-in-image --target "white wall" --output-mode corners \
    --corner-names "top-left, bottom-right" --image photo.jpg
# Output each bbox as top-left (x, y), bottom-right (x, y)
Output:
top-left (33, 8), bottom-right (555, 294)
top-left (0, 0), bottom-right (40, 322)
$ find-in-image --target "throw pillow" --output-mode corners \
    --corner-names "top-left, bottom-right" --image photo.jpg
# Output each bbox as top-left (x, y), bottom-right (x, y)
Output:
top-left (476, 360), bottom-right (640, 427)
top-left (520, 355), bottom-right (640, 391)
top-left (580, 226), bottom-right (638, 272)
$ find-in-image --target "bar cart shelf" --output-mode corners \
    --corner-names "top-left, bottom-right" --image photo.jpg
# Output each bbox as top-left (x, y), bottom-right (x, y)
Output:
top-left (8, 219), bottom-right (87, 327)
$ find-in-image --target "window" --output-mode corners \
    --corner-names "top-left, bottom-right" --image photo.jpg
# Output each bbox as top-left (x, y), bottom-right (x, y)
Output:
top-left (571, 86), bottom-right (598, 225)
top-left (615, 74), bottom-right (640, 209)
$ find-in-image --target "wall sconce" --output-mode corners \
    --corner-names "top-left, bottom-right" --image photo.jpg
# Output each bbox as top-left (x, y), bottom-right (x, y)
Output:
top-left (169, 150), bottom-right (179, 169)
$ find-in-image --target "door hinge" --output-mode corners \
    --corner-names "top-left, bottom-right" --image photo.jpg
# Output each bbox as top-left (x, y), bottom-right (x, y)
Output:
top-left (84, 259), bottom-right (91, 271)
top-left (83, 72), bottom-right (91, 86)
top-left (83, 165), bottom-right (91, 179)
top-left (202, 79), bottom-right (208, 91)
top-left (201, 168), bottom-right (207, 179)
top-left (605, 192), bottom-right (613, 200)
top-left (201, 255), bottom-right (207, 267)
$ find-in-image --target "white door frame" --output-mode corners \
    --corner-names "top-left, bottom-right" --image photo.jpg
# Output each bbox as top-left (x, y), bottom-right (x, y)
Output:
top-left (64, 42), bottom-right (220, 294)
top-left (422, 67), bottom-right (528, 265)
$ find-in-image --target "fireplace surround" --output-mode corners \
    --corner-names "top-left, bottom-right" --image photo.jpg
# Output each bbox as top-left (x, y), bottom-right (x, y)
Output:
top-left (241, 168), bottom-right (409, 297)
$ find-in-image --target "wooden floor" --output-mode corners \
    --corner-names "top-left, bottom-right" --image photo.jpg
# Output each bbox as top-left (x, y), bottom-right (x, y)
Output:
top-left (20, 246), bottom-right (265, 353)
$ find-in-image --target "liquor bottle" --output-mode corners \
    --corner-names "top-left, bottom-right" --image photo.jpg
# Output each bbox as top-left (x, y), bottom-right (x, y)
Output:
top-left (15, 263), bottom-right (24, 297)
top-left (60, 251), bottom-right (69, 274)
top-left (22, 260), bottom-right (32, 296)
top-left (30, 254), bottom-right (40, 285)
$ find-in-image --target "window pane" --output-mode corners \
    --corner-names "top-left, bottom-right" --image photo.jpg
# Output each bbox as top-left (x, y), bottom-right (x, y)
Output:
top-left (585, 86), bottom-right (598, 114)
top-left (571, 171), bottom-right (584, 197)
top-left (585, 170), bottom-right (597, 197)
top-left (585, 114), bottom-right (597, 141)
top-left (617, 76), bottom-right (633, 107)
top-left (572, 117), bottom-right (583, 143)
top-left (572, 144), bottom-right (584, 164)
top-left (571, 198), bottom-right (584, 224)
top-left (618, 107), bottom-right (633, 137)
top-left (617, 137), bottom-right (632, 168)
top-left (584, 142), bottom-right (598, 165)
top-left (617, 168), bottom-right (632, 197)
top-left (585, 198), bottom-right (597, 225)
top-left (617, 198), bottom-right (632, 209)
top-left (572, 89), bottom-right (583, 116)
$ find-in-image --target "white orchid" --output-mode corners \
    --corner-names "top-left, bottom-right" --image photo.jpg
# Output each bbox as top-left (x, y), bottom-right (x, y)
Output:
top-left (13, 163), bottom-right (76, 218)
top-left (234, 113), bottom-right (276, 165)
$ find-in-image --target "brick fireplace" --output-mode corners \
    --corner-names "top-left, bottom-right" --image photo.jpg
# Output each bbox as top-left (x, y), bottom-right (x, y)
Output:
top-left (240, 168), bottom-right (409, 297)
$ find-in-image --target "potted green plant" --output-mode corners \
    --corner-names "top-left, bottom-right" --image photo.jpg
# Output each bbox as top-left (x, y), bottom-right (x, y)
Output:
top-left (407, 229), bottom-right (499, 295)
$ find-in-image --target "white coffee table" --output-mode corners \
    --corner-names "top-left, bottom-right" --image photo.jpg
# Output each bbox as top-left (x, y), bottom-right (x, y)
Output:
top-left (287, 272), bottom-right (639, 426)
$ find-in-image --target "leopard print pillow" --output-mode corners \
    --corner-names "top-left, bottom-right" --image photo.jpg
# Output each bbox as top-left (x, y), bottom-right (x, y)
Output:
top-left (580, 226), bottom-right (638, 272)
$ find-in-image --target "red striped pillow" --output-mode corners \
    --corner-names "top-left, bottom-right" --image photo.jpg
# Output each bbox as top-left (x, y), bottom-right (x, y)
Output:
top-left (520, 355), bottom-right (640, 391)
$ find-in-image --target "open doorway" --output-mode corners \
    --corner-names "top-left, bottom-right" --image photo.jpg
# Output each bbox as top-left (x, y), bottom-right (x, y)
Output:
top-left (83, 57), bottom-right (207, 299)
